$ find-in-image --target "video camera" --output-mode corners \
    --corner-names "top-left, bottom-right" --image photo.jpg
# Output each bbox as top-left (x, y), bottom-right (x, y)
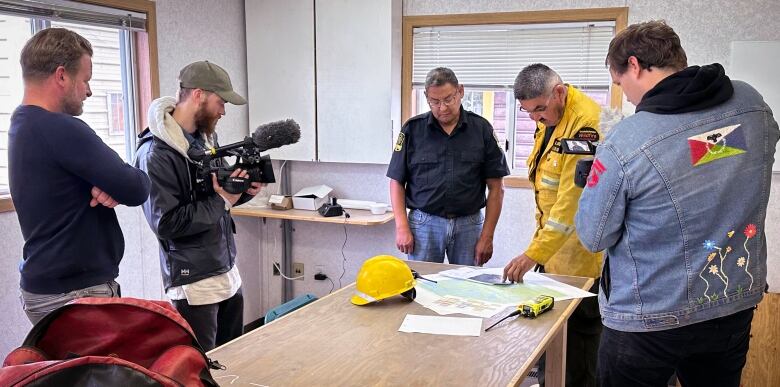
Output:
top-left (187, 119), bottom-right (301, 195)
top-left (559, 138), bottom-right (597, 188)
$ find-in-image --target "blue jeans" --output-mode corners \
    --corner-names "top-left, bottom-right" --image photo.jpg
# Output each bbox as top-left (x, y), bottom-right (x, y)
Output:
top-left (20, 280), bottom-right (121, 325)
top-left (407, 209), bottom-right (484, 266)
top-left (597, 307), bottom-right (754, 387)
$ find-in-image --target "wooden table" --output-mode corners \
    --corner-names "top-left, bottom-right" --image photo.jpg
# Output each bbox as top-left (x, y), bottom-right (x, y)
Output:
top-left (233, 205), bottom-right (394, 302)
top-left (208, 261), bottom-right (592, 387)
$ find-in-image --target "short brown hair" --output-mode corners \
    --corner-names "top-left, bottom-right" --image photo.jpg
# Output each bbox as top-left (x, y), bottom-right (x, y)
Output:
top-left (20, 28), bottom-right (93, 81)
top-left (606, 20), bottom-right (687, 75)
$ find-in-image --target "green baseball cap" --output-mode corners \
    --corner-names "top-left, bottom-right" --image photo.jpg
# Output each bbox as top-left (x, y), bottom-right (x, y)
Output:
top-left (179, 60), bottom-right (247, 105)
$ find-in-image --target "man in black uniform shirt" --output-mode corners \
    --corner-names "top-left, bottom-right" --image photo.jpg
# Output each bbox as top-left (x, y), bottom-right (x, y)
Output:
top-left (387, 67), bottom-right (510, 265)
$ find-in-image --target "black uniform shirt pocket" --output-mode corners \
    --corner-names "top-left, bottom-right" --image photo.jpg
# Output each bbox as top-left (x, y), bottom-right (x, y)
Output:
top-left (457, 151), bottom-right (483, 180)
top-left (409, 152), bottom-right (440, 187)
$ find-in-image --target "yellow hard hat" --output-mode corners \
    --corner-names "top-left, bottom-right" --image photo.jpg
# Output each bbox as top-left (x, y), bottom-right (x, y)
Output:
top-left (351, 255), bottom-right (416, 306)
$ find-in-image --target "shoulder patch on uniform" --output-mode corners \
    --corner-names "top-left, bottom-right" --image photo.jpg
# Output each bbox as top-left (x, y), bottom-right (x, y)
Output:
top-left (394, 132), bottom-right (405, 152)
top-left (574, 127), bottom-right (599, 142)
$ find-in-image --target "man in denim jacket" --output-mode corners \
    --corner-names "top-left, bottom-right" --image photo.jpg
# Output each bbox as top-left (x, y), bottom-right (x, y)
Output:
top-left (576, 21), bottom-right (779, 386)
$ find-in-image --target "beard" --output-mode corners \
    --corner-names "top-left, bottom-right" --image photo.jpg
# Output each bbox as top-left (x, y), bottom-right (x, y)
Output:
top-left (194, 100), bottom-right (219, 136)
top-left (61, 88), bottom-right (84, 116)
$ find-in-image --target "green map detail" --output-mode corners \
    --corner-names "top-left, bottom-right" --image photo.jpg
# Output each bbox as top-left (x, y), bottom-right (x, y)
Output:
top-left (695, 146), bottom-right (745, 166)
top-left (418, 278), bottom-right (567, 304)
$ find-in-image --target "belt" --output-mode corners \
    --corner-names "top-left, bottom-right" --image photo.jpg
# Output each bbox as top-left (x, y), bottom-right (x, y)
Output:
top-left (413, 209), bottom-right (475, 219)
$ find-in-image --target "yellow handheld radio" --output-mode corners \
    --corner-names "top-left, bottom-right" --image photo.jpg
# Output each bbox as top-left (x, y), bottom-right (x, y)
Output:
top-left (484, 295), bottom-right (555, 331)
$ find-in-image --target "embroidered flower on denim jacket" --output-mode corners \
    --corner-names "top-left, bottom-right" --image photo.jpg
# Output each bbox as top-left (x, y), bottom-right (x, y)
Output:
top-left (703, 240), bottom-right (717, 250)
top-left (709, 265), bottom-right (719, 274)
top-left (737, 257), bottom-right (746, 267)
top-left (744, 224), bottom-right (756, 239)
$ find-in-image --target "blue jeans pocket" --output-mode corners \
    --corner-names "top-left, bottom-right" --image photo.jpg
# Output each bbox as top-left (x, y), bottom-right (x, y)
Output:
top-left (408, 210), bottom-right (430, 227)
top-left (467, 212), bottom-right (485, 225)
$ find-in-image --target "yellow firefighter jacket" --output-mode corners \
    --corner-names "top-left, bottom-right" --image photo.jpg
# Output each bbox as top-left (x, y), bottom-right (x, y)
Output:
top-left (525, 85), bottom-right (603, 278)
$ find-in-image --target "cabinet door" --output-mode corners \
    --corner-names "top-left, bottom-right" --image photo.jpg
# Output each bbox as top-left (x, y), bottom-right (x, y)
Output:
top-left (245, 0), bottom-right (316, 161)
top-left (315, 0), bottom-right (401, 164)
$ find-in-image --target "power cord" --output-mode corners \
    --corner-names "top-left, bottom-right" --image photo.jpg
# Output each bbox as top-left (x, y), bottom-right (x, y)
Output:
top-left (326, 276), bottom-right (335, 294)
top-left (338, 211), bottom-right (350, 289)
top-left (273, 261), bottom-right (304, 281)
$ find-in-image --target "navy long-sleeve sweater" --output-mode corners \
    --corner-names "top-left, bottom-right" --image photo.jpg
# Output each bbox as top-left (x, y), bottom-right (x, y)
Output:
top-left (9, 105), bottom-right (151, 294)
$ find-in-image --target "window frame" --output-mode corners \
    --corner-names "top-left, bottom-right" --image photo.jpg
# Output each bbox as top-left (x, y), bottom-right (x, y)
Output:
top-left (0, 0), bottom-right (159, 212)
top-left (401, 7), bottom-right (628, 189)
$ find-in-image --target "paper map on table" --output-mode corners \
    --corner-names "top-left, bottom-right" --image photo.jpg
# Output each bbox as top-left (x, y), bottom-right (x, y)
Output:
top-left (414, 285), bottom-right (508, 318)
top-left (439, 267), bottom-right (511, 285)
top-left (413, 268), bottom-right (595, 318)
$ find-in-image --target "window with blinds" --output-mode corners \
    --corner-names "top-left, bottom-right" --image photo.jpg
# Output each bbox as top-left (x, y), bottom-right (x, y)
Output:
top-left (0, 0), bottom-right (153, 194)
top-left (411, 22), bottom-right (615, 172)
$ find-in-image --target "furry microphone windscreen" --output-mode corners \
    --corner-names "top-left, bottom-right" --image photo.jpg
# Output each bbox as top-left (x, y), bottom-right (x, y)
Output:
top-left (251, 119), bottom-right (301, 152)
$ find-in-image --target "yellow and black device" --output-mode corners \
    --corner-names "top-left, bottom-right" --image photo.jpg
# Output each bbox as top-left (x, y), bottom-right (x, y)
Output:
top-left (518, 295), bottom-right (555, 318)
top-left (484, 295), bottom-right (555, 331)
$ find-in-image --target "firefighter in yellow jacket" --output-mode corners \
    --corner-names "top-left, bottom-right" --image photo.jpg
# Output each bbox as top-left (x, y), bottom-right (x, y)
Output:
top-left (504, 64), bottom-right (603, 387)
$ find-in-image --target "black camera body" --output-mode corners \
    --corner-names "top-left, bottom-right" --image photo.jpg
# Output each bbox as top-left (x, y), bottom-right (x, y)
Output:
top-left (191, 138), bottom-right (276, 196)
top-left (189, 119), bottom-right (301, 196)
top-left (560, 138), bottom-right (597, 188)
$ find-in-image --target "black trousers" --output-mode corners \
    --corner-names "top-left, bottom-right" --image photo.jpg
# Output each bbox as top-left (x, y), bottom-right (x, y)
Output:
top-left (597, 307), bottom-right (754, 387)
top-left (172, 288), bottom-right (244, 352)
top-left (539, 280), bottom-right (602, 387)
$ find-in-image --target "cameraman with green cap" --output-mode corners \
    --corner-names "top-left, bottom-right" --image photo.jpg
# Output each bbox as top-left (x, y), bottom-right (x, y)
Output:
top-left (135, 61), bottom-right (262, 351)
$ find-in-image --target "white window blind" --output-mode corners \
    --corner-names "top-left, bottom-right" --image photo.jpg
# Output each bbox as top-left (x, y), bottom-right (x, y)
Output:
top-left (412, 22), bottom-right (614, 89)
top-left (411, 21), bottom-right (615, 173)
top-left (0, 0), bottom-right (146, 31)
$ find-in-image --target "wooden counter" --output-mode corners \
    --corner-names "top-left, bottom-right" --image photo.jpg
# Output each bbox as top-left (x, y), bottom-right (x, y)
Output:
top-left (232, 206), bottom-right (394, 226)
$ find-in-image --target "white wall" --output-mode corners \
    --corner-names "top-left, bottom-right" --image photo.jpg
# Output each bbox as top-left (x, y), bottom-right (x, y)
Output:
top-left (0, 212), bottom-right (28, 357)
top-left (155, 0), bottom-right (250, 145)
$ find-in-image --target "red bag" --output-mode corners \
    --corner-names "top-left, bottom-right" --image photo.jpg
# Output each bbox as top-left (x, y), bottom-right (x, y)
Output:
top-left (0, 297), bottom-right (219, 386)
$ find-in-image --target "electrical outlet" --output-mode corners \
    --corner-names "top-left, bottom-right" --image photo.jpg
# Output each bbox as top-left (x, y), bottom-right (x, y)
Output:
top-left (293, 262), bottom-right (304, 280)
top-left (272, 262), bottom-right (280, 276)
top-left (315, 265), bottom-right (325, 274)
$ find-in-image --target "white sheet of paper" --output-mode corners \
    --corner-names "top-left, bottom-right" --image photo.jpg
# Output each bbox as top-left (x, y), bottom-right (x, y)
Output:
top-left (398, 314), bottom-right (482, 337)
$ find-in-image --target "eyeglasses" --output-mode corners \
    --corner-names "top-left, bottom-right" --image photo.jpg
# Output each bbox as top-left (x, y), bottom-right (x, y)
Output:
top-left (519, 85), bottom-right (559, 114)
top-left (426, 92), bottom-right (459, 108)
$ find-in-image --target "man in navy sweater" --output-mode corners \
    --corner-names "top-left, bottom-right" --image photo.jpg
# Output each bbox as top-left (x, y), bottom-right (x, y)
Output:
top-left (8, 28), bottom-right (150, 324)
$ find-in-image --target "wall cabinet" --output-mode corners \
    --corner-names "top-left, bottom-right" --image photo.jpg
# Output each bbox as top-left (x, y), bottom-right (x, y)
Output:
top-left (245, 0), bottom-right (401, 164)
